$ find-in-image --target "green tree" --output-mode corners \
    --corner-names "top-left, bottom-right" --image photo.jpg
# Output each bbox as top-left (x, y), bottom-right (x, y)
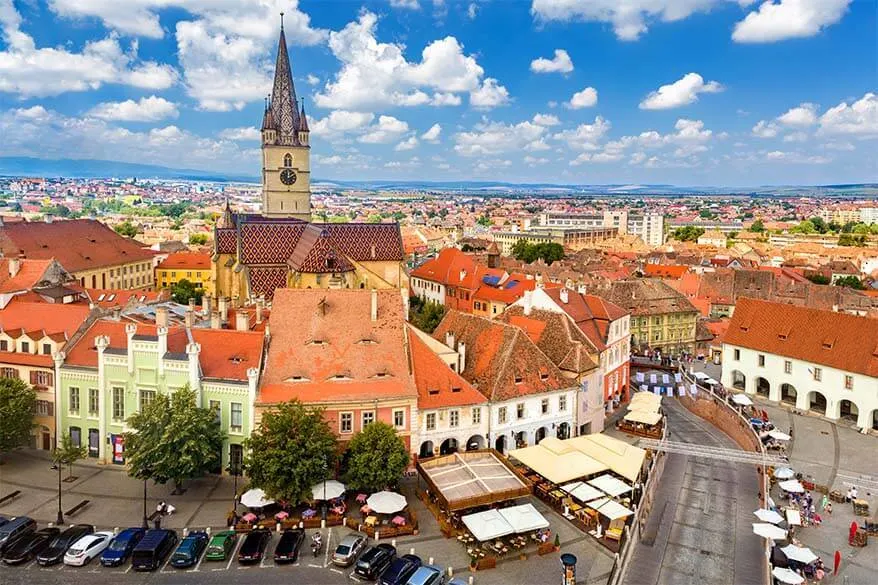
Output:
top-left (244, 400), bottom-right (338, 504)
top-left (512, 241), bottom-right (565, 265)
top-left (834, 275), bottom-right (865, 290)
top-left (170, 279), bottom-right (204, 305)
top-left (124, 385), bottom-right (225, 492)
top-left (476, 215), bottom-right (492, 227)
top-left (345, 422), bottom-right (409, 492)
top-left (809, 216), bottom-right (828, 234)
top-left (114, 221), bottom-right (138, 237)
top-left (672, 226), bottom-right (705, 242)
top-left (699, 209), bottom-right (715, 219)
top-left (189, 233), bottom-right (208, 245)
top-left (0, 378), bottom-right (36, 460)
top-left (852, 223), bottom-right (871, 235)
top-left (790, 220), bottom-right (816, 235)
top-left (748, 219), bottom-right (764, 233)
top-left (410, 300), bottom-right (446, 334)
top-left (53, 433), bottom-right (87, 480)
top-left (366, 214), bottom-right (383, 224)
top-left (161, 202), bottom-right (192, 217)
top-left (391, 211), bottom-right (406, 221)
top-left (806, 274), bottom-right (830, 285)
top-left (838, 234), bottom-right (866, 247)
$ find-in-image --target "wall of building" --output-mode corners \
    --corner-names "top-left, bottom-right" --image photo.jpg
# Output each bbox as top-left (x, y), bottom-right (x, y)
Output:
top-left (488, 388), bottom-right (577, 452)
top-left (410, 276), bottom-right (445, 305)
top-left (156, 268), bottom-right (214, 294)
top-left (417, 404), bottom-right (490, 457)
top-left (630, 313), bottom-right (698, 354)
top-left (75, 260), bottom-right (154, 291)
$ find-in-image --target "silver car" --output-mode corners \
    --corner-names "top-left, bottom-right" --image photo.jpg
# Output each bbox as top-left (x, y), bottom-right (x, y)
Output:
top-left (331, 533), bottom-right (367, 567)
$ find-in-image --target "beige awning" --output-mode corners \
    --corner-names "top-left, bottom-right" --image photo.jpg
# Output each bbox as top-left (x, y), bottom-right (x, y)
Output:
top-left (623, 410), bottom-right (663, 425)
top-left (564, 434), bottom-right (647, 482)
top-left (508, 443), bottom-right (608, 485)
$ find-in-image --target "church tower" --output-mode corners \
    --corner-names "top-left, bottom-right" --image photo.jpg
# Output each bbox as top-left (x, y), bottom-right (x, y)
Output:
top-left (261, 14), bottom-right (311, 220)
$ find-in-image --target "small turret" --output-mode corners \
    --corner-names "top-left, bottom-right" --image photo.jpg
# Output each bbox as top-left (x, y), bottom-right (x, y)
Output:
top-left (261, 95), bottom-right (276, 145)
top-left (298, 98), bottom-right (310, 146)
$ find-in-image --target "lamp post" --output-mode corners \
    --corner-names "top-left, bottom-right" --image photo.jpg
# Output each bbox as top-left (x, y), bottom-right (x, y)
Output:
top-left (321, 457), bottom-right (328, 521)
top-left (227, 458), bottom-right (241, 514)
top-left (141, 468), bottom-right (151, 530)
top-left (55, 442), bottom-right (64, 525)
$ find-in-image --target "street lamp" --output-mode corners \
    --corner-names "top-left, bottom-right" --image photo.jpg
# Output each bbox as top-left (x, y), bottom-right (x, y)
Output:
top-left (141, 468), bottom-right (151, 530)
top-left (321, 457), bottom-right (328, 521)
top-left (227, 458), bottom-right (241, 514)
top-left (54, 441), bottom-right (63, 526)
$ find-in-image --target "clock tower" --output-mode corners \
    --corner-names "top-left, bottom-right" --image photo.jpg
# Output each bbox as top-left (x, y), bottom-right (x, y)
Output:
top-left (261, 15), bottom-right (311, 220)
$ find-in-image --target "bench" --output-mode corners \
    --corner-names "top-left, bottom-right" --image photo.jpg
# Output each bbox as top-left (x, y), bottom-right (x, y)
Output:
top-left (65, 499), bottom-right (90, 517)
top-left (0, 490), bottom-right (21, 505)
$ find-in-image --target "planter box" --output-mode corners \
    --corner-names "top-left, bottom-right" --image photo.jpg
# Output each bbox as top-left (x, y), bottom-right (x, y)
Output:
top-left (475, 556), bottom-right (496, 571)
top-left (537, 542), bottom-right (555, 556)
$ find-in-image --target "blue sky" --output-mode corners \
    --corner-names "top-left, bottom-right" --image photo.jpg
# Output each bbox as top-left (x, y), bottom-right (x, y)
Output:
top-left (0, 0), bottom-right (875, 186)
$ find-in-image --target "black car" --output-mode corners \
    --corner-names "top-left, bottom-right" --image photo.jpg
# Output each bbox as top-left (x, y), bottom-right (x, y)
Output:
top-left (0, 517), bottom-right (37, 554)
top-left (379, 553), bottom-right (422, 585)
top-left (36, 524), bottom-right (94, 566)
top-left (237, 529), bottom-right (271, 564)
top-left (169, 531), bottom-right (208, 569)
top-left (2, 528), bottom-right (60, 565)
top-left (273, 529), bottom-right (304, 564)
top-left (355, 543), bottom-right (396, 581)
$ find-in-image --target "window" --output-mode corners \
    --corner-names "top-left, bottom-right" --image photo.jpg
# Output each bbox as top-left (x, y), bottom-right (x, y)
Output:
top-left (43, 343), bottom-right (52, 355)
top-left (813, 367), bottom-right (822, 382)
top-left (340, 412), bottom-right (353, 433)
top-left (230, 402), bottom-right (243, 432)
top-left (139, 389), bottom-right (156, 412)
top-left (559, 395), bottom-right (567, 412)
top-left (0, 367), bottom-right (17, 379)
top-left (69, 426), bottom-right (81, 448)
top-left (35, 400), bottom-right (53, 416)
top-left (362, 411), bottom-right (375, 428)
top-left (393, 409), bottom-right (405, 428)
top-left (472, 407), bottom-right (481, 424)
top-left (21, 341), bottom-right (29, 353)
top-left (758, 354), bottom-right (765, 367)
top-left (844, 375), bottom-right (853, 390)
top-left (31, 370), bottom-right (52, 387)
top-left (112, 387), bottom-right (124, 420)
top-left (541, 399), bottom-right (549, 415)
top-left (88, 388), bottom-right (99, 416)
top-left (283, 153), bottom-right (293, 167)
top-left (426, 412), bottom-right (436, 431)
top-left (516, 403), bottom-right (525, 420)
top-left (449, 410), bottom-right (459, 428)
top-left (733, 349), bottom-right (740, 361)
top-left (784, 360), bottom-right (792, 374)
top-left (210, 400), bottom-right (221, 425)
top-left (0, 340), bottom-right (6, 351)
top-left (69, 387), bottom-right (80, 414)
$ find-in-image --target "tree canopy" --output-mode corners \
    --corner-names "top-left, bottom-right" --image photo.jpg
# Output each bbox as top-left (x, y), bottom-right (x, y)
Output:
top-left (124, 385), bottom-right (225, 491)
top-left (748, 219), bottom-right (765, 233)
top-left (0, 377), bottom-right (36, 458)
top-left (806, 273), bottom-right (830, 285)
top-left (53, 433), bottom-right (87, 479)
top-left (188, 233), bottom-right (208, 245)
top-left (244, 400), bottom-right (338, 504)
top-left (170, 279), bottom-right (204, 305)
top-left (114, 221), bottom-right (138, 237)
top-left (345, 422), bottom-right (409, 492)
top-left (408, 296), bottom-right (447, 334)
top-left (671, 226), bottom-right (705, 242)
top-left (511, 240), bottom-right (565, 265)
top-left (838, 234), bottom-right (867, 247)
top-left (834, 275), bottom-right (865, 290)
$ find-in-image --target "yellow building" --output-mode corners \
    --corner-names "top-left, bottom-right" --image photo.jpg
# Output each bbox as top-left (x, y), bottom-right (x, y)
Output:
top-left (156, 252), bottom-right (214, 294)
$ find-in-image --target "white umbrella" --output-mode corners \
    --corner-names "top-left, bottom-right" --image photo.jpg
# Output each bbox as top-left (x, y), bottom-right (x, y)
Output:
top-left (774, 467), bottom-right (796, 480)
top-left (752, 523), bottom-right (787, 540)
top-left (311, 480), bottom-right (346, 501)
top-left (769, 430), bottom-right (791, 441)
top-left (780, 544), bottom-right (818, 565)
top-left (772, 567), bottom-right (804, 585)
top-left (732, 394), bottom-right (753, 406)
top-left (366, 491), bottom-right (408, 515)
top-left (778, 479), bottom-right (805, 493)
top-left (240, 488), bottom-right (274, 508)
top-left (754, 509), bottom-right (784, 524)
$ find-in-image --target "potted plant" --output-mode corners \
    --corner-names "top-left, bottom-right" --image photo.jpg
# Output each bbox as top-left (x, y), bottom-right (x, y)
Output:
top-left (553, 534), bottom-right (561, 552)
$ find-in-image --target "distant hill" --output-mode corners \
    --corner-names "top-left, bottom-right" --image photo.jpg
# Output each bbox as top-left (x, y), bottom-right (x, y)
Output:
top-left (0, 157), bottom-right (257, 183)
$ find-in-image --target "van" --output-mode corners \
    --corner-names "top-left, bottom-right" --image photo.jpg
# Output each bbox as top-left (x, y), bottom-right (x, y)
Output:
top-left (0, 517), bottom-right (37, 554)
top-left (131, 529), bottom-right (178, 571)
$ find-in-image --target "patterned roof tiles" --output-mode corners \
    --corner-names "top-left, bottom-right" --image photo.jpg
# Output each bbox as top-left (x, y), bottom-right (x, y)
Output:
top-left (287, 224), bottom-right (354, 274)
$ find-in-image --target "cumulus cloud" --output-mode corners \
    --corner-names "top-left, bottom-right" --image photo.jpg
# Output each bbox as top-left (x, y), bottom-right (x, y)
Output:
top-left (752, 120), bottom-right (780, 138)
top-left (733, 0), bottom-right (851, 43)
top-left (390, 0), bottom-right (421, 9)
top-left (777, 103), bottom-right (818, 127)
top-left (87, 96), bottom-right (178, 122)
top-left (421, 123), bottom-right (442, 142)
top-left (306, 74), bottom-right (320, 86)
top-left (454, 119), bottom-right (548, 156)
top-left (530, 49), bottom-right (574, 74)
top-left (566, 87), bottom-right (598, 109)
top-left (470, 78), bottom-right (510, 108)
top-left (764, 150), bottom-right (830, 164)
top-left (394, 136), bottom-right (419, 151)
top-left (639, 73), bottom-right (723, 110)
top-left (553, 117), bottom-right (611, 151)
top-left (532, 113), bottom-right (561, 126)
top-left (467, 3), bottom-right (478, 19)
top-left (219, 127), bottom-right (261, 141)
top-left (358, 115), bottom-right (410, 144)
top-left (818, 93), bottom-right (878, 137)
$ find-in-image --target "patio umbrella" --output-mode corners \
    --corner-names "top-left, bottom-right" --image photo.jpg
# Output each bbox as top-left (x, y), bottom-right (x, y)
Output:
top-left (754, 509), bottom-right (784, 524)
top-left (732, 394), bottom-right (753, 406)
top-left (753, 523), bottom-right (787, 540)
top-left (772, 567), bottom-right (804, 585)
top-left (311, 480), bottom-right (346, 501)
top-left (780, 545), bottom-right (818, 565)
top-left (778, 479), bottom-right (805, 493)
top-left (240, 488), bottom-right (274, 508)
top-left (769, 430), bottom-right (792, 441)
top-left (367, 491), bottom-right (408, 515)
top-left (774, 467), bottom-right (796, 480)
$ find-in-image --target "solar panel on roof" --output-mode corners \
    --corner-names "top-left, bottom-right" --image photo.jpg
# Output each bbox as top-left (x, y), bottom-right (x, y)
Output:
top-left (482, 275), bottom-right (501, 286)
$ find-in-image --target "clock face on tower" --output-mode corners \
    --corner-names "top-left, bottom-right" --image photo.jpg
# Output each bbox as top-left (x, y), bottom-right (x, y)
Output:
top-left (280, 168), bottom-right (297, 185)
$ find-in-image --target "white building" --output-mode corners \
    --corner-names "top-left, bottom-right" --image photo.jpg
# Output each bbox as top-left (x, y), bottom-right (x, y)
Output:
top-left (538, 211), bottom-right (666, 246)
top-left (722, 298), bottom-right (878, 431)
top-left (861, 207), bottom-right (878, 225)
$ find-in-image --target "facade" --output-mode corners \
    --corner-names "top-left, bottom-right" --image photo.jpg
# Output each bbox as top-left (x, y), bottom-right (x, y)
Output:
top-left (0, 218), bottom-right (155, 290)
top-left (722, 298), bottom-right (878, 431)
top-left (155, 252), bottom-right (214, 294)
top-left (55, 309), bottom-right (265, 469)
top-left (493, 227), bottom-right (618, 256)
top-left (538, 211), bottom-right (665, 246)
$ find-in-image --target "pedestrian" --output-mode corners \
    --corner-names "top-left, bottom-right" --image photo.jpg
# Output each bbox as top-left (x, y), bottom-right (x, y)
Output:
top-left (825, 502), bottom-right (832, 515)
top-left (789, 426), bottom-right (793, 439)
top-left (154, 516), bottom-right (161, 530)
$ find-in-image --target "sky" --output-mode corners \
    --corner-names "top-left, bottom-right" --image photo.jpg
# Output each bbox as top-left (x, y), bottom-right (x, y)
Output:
top-left (0, 0), bottom-right (875, 186)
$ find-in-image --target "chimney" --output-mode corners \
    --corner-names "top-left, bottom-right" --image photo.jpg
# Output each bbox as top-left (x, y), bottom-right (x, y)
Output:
top-left (211, 311), bottom-right (221, 330)
top-left (219, 297), bottom-right (229, 323)
top-left (233, 295), bottom-right (240, 308)
top-left (370, 289), bottom-right (378, 322)
top-left (523, 289), bottom-right (533, 316)
top-left (155, 306), bottom-right (168, 328)
top-left (458, 341), bottom-right (467, 373)
top-left (184, 309), bottom-right (194, 329)
top-left (255, 297), bottom-right (263, 324)
top-left (559, 288), bottom-right (569, 304)
top-left (577, 284), bottom-right (587, 294)
top-left (446, 331), bottom-right (455, 349)
top-left (401, 287), bottom-right (410, 321)
top-left (203, 294), bottom-right (213, 316)
top-left (236, 310), bottom-right (249, 331)
top-left (157, 326), bottom-right (168, 376)
top-left (8, 257), bottom-right (20, 278)
top-left (459, 269), bottom-right (467, 282)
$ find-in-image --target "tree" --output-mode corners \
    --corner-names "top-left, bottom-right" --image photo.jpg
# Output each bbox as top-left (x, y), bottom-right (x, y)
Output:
top-left (189, 233), bottom-right (208, 245)
top-left (115, 221), bottom-right (138, 237)
top-left (170, 279), bottom-right (204, 305)
top-left (345, 422), bottom-right (409, 492)
top-left (809, 216), bottom-right (828, 234)
top-left (161, 202), bottom-right (192, 217)
top-left (410, 299), bottom-right (446, 334)
top-left (511, 241), bottom-right (565, 265)
top-left (0, 378), bottom-right (36, 460)
top-left (838, 234), bottom-right (866, 247)
top-left (806, 274), bottom-right (830, 285)
top-left (124, 385), bottom-right (225, 492)
top-left (790, 220), bottom-right (816, 235)
top-left (476, 215), bottom-right (492, 227)
top-left (244, 400), bottom-right (338, 504)
top-left (672, 226), bottom-right (705, 242)
top-left (53, 433), bottom-right (87, 480)
top-left (834, 275), bottom-right (865, 290)
top-left (366, 214), bottom-right (383, 224)
top-left (748, 219), bottom-right (765, 233)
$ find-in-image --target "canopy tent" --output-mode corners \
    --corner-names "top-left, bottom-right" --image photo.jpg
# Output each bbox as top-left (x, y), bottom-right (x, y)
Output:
top-left (586, 498), bottom-right (634, 521)
top-left (754, 508), bottom-right (784, 525)
top-left (785, 509), bottom-right (802, 527)
top-left (732, 394), bottom-right (753, 406)
top-left (509, 440), bottom-right (608, 485)
top-left (461, 509), bottom-right (514, 541)
top-left (498, 503), bottom-right (550, 533)
top-left (691, 371), bottom-right (709, 380)
top-left (240, 488), bottom-right (274, 508)
top-left (780, 544), bottom-right (818, 565)
top-left (779, 480), bottom-right (805, 493)
top-left (772, 567), bottom-right (805, 585)
top-left (768, 430), bottom-right (791, 441)
top-left (629, 393), bottom-right (662, 408)
top-left (587, 474), bottom-right (633, 498)
top-left (417, 450), bottom-right (530, 512)
top-left (753, 522), bottom-right (787, 540)
top-left (367, 491), bottom-right (408, 515)
top-left (774, 467), bottom-right (796, 480)
top-left (623, 410), bottom-right (663, 425)
top-left (564, 434), bottom-right (647, 482)
top-left (561, 481), bottom-right (605, 504)
top-left (703, 377), bottom-right (719, 386)
top-left (311, 480), bottom-right (346, 501)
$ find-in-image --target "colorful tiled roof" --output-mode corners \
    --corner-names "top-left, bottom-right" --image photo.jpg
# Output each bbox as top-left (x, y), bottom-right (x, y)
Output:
top-left (287, 224), bottom-right (354, 274)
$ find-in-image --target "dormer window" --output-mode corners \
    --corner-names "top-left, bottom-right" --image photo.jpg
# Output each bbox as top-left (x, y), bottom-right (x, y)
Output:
top-left (428, 389), bottom-right (439, 395)
top-left (309, 339), bottom-right (326, 346)
top-left (514, 375), bottom-right (523, 384)
top-left (285, 375), bottom-right (309, 383)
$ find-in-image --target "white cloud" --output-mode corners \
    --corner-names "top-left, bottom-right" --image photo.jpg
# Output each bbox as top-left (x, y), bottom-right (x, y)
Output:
top-left (553, 116), bottom-right (611, 151)
top-left (219, 127), bottom-right (261, 141)
top-left (431, 92), bottom-right (463, 106)
top-left (310, 110), bottom-right (375, 142)
top-left (421, 123), bottom-right (442, 142)
top-left (88, 96), bottom-right (179, 122)
top-left (306, 74), bottom-right (320, 86)
top-left (475, 159), bottom-right (512, 172)
top-left (733, 0), bottom-right (851, 43)
top-left (782, 131), bottom-right (808, 142)
top-left (455, 119), bottom-right (548, 156)
top-left (752, 120), bottom-right (780, 138)
top-left (823, 141), bottom-right (854, 151)
top-left (467, 3), bottom-right (479, 19)
top-left (532, 113), bottom-right (561, 126)
top-left (566, 87), bottom-right (598, 109)
top-left (524, 155), bottom-right (549, 165)
top-left (764, 150), bottom-right (831, 164)
top-left (639, 73), bottom-right (723, 110)
top-left (395, 136), bottom-right (419, 151)
top-left (470, 78), bottom-right (510, 108)
top-left (359, 115), bottom-right (410, 144)
top-left (777, 102), bottom-right (818, 127)
top-left (390, 0), bottom-right (421, 9)
top-left (530, 49), bottom-right (574, 74)
top-left (570, 151), bottom-right (624, 165)
top-left (818, 93), bottom-right (878, 137)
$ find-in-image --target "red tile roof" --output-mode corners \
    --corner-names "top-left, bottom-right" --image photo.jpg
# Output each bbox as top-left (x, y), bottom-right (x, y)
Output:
top-left (541, 288), bottom-right (628, 351)
top-left (643, 264), bottom-right (688, 279)
top-left (157, 252), bottom-right (212, 270)
top-left (0, 219), bottom-right (154, 272)
top-left (0, 258), bottom-right (53, 293)
top-left (725, 298), bottom-right (878, 377)
top-left (500, 307), bottom-right (599, 375)
top-left (407, 326), bottom-right (486, 409)
top-left (86, 289), bottom-right (164, 308)
top-left (0, 299), bottom-right (90, 342)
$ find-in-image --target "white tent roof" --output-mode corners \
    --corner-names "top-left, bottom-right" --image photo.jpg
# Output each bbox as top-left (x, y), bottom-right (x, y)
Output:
top-left (732, 394), bottom-right (753, 406)
top-left (587, 474), bottom-right (633, 498)
top-left (498, 503), bottom-right (549, 533)
top-left (779, 479), bottom-right (805, 493)
top-left (703, 378), bottom-right (719, 386)
top-left (752, 522), bottom-right (787, 540)
top-left (565, 434), bottom-right (646, 483)
top-left (311, 480), bottom-right (346, 501)
top-left (692, 371), bottom-right (708, 380)
top-left (774, 467), bottom-right (796, 480)
top-left (753, 508), bottom-right (784, 524)
top-left (586, 498), bottom-right (634, 521)
top-left (561, 481), bottom-right (605, 503)
top-left (780, 544), bottom-right (818, 564)
top-left (509, 441), bottom-right (608, 485)
top-left (240, 488), bottom-right (274, 508)
top-left (624, 410), bottom-right (663, 425)
top-left (461, 509), bottom-right (514, 541)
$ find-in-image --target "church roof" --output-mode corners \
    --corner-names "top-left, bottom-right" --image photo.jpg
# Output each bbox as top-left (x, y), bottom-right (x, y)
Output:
top-left (287, 224), bottom-right (355, 274)
top-left (269, 22), bottom-right (300, 146)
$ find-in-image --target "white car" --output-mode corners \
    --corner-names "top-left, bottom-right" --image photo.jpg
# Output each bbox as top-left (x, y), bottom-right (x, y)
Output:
top-left (63, 531), bottom-right (114, 567)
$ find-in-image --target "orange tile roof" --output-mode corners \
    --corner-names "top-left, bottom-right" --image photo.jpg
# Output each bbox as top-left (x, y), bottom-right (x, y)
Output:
top-left (541, 288), bottom-right (628, 352)
top-left (86, 289), bottom-right (164, 308)
top-left (407, 327), bottom-right (486, 409)
top-left (506, 315), bottom-right (547, 343)
top-left (0, 299), bottom-right (90, 341)
top-left (473, 273), bottom-right (538, 304)
top-left (157, 252), bottom-right (212, 270)
top-left (0, 258), bottom-right (53, 293)
top-left (0, 352), bottom-right (53, 367)
top-left (725, 298), bottom-right (878, 377)
top-left (643, 264), bottom-right (688, 279)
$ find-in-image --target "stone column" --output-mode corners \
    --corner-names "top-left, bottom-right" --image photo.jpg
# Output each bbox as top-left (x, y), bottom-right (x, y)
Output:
top-left (247, 367), bottom-right (260, 436)
top-left (95, 335), bottom-right (110, 462)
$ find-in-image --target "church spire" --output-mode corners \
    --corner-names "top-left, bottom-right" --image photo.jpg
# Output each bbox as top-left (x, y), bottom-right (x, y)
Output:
top-left (269, 12), bottom-right (300, 146)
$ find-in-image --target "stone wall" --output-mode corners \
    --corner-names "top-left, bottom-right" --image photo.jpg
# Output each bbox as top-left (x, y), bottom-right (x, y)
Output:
top-left (677, 394), bottom-right (761, 453)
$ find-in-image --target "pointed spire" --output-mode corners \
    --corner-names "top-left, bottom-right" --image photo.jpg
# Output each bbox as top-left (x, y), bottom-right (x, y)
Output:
top-left (219, 194), bottom-right (234, 228)
top-left (299, 97), bottom-right (309, 132)
top-left (261, 94), bottom-right (275, 131)
top-left (269, 14), bottom-right (300, 145)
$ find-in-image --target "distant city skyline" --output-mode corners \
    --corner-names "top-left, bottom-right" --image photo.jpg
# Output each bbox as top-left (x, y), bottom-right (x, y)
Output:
top-left (0, 0), bottom-right (875, 186)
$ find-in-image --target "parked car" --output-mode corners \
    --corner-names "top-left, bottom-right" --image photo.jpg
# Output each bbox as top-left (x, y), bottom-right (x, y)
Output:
top-left (0, 517), bottom-right (37, 555)
top-left (0, 516), bottom-right (8, 528)
top-left (2, 527), bottom-right (60, 565)
top-left (36, 523), bottom-right (93, 566)
top-left (332, 533), bottom-right (367, 567)
top-left (273, 529), bottom-right (304, 564)
top-left (447, 579), bottom-right (468, 585)
top-left (169, 531), bottom-right (208, 569)
top-left (131, 529), bottom-right (178, 572)
top-left (355, 543), bottom-right (396, 581)
top-left (405, 565), bottom-right (444, 585)
top-left (204, 530), bottom-right (237, 561)
top-left (100, 528), bottom-right (146, 567)
top-left (237, 528), bottom-right (271, 564)
top-left (379, 554), bottom-right (422, 585)
top-left (63, 531), bottom-right (114, 567)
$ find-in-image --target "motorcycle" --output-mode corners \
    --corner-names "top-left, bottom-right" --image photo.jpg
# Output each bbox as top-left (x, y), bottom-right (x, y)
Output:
top-left (311, 537), bottom-right (323, 557)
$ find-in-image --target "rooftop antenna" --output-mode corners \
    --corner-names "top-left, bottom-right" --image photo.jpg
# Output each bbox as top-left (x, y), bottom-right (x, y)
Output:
top-left (280, 11), bottom-right (285, 30)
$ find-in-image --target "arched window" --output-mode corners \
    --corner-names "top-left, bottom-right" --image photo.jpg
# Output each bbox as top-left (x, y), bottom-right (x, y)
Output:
top-left (283, 154), bottom-right (292, 167)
